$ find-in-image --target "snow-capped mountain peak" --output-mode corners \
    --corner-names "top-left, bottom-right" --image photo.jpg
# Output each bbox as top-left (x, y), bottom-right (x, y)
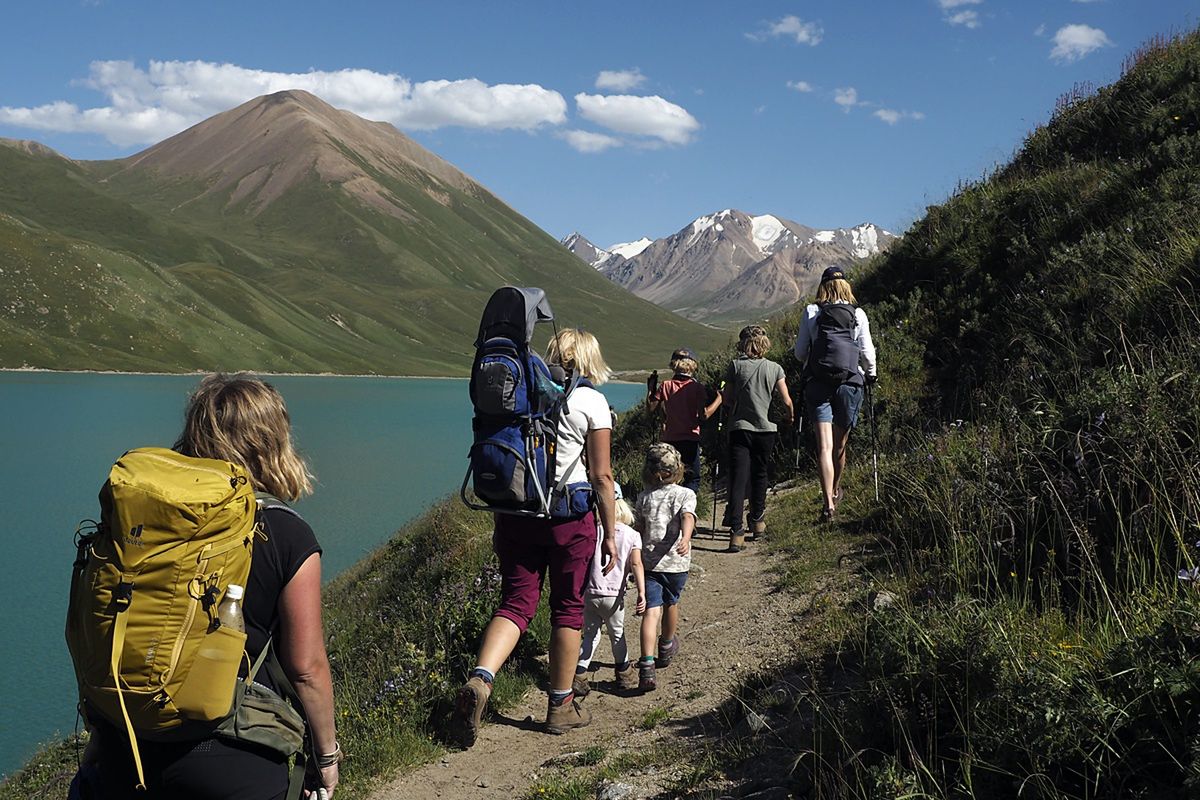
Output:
top-left (559, 231), bottom-right (612, 269)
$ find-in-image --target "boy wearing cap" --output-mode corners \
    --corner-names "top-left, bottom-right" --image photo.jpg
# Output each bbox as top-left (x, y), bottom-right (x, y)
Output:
top-left (647, 347), bottom-right (722, 494)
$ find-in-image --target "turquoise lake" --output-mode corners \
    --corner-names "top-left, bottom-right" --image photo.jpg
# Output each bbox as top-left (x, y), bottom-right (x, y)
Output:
top-left (0, 371), bottom-right (643, 777)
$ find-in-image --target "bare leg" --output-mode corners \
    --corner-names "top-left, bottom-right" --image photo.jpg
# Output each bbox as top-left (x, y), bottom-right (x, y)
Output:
top-left (640, 606), bottom-right (664, 658)
top-left (661, 603), bottom-right (679, 642)
top-left (549, 626), bottom-right (583, 691)
top-left (475, 616), bottom-right (522, 674)
top-left (831, 424), bottom-right (850, 506)
top-left (814, 421), bottom-right (835, 512)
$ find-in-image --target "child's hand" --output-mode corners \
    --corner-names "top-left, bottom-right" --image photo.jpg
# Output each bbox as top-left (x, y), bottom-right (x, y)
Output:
top-left (636, 594), bottom-right (646, 615)
top-left (675, 537), bottom-right (691, 557)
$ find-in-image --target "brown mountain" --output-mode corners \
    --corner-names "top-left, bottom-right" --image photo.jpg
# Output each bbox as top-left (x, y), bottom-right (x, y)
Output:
top-left (1, 91), bottom-right (721, 374)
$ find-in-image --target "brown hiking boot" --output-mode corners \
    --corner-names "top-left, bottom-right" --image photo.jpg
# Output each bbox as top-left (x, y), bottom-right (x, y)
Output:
top-left (615, 663), bottom-right (639, 692)
top-left (451, 676), bottom-right (491, 748)
top-left (726, 531), bottom-right (746, 553)
top-left (545, 695), bottom-right (592, 735)
top-left (572, 672), bottom-right (591, 698)
top-left (751, 515), bottom-right (766, 538)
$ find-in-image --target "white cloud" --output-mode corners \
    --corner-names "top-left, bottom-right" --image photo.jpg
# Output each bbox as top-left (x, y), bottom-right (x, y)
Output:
top-left (574, 93), bottom-right (700, 146)
top-left (946, 10), bottom-right (981, 28)
top-left (560, 129), bottom-right (622, 153)
top-left (834, 87), bottom-right (861, 111)
top-left (595, 69), bottom-right (646, 92)
top-left (1034, 23), bottom-right (1047, 37)
top-left (1050, 24), bottom-right (1113, 62)
top-left (747, 15), bottom-right (823, 46)
top-left (938, 0), bottom-right (983, 28)
top-left (874, 109), bottom-right (926, 125)
top-left (0, 60), bottom-right (567, 146)
top-left (786, 80), bottom-right (814, 93)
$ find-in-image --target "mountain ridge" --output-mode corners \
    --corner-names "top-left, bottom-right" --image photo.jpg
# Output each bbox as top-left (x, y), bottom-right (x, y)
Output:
top-left (0, 92), bottom-right (723, 374)
top-left (562, 210), bottom-right (896, 320)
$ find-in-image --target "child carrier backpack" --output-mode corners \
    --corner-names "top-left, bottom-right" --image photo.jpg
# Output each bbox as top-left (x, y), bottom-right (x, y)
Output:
top-left (808, 303), bottom-right (863, 385)
top-left (461, 286), bottom-right (593, 518)
top-left (66, 447), bottom-right (306, 794)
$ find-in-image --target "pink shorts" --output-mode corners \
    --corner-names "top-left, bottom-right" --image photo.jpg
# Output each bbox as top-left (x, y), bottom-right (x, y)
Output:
top-left (492, 511), bottom-right (598, 632)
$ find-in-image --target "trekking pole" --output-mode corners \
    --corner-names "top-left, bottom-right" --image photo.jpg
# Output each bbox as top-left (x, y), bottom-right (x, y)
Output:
top-left (711, 380), bottom-right (726, 537)
top-left (867, 381), bottom-right (879, 502)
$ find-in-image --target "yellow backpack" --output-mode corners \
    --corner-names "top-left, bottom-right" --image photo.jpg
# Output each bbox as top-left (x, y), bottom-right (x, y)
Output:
top-left (66, 447), bottom-right (259, 788)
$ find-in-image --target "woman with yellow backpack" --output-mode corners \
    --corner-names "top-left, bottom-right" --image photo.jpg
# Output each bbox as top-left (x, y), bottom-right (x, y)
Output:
top-left (71, 374), bottom-right (339, 799)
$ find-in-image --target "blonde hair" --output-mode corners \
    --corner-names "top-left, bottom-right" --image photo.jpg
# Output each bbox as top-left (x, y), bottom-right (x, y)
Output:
top-left (737, 325), bottom-right (771, 359)
top-left (815, 278), bottom-right (857, 305)
top-left (615, 497), bottom-right (634, 526)
top-left (174, 373), bottom-right (314, 501)
top-left (643, 442), bottom-right (684, 487)
top-left (546, 328), bottom-right (612, 385)
top-left (670, 357), bottom-right (698, 376)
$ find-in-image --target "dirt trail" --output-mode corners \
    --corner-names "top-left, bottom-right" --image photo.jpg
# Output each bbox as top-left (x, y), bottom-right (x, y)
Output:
top-left (370, 508), bottom-right (813, 800)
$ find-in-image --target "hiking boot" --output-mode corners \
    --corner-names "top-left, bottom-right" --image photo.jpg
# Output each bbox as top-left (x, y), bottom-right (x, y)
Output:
top-left (638, 660), bottom-right (657, 692)
top-left (615, 663), bottom-right (639, 692)
top-left (572, 672), bottom-right (591, 698)
top-left (744, 515), bottom-right (763, 542)
top-left (656, 637), bottom-right (679, 668)
top-left (726, 531), bottom-right (746, 553)
top-left (818, 507), bottom-right (835, 523)
top-left (545, 695), bottom-right (592, 735)
top-left (452, 676), bottom-right (491, 748)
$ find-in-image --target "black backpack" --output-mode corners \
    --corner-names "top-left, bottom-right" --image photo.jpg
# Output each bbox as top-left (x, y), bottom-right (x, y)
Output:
top-left (808, 303), bottom-right (862, 385)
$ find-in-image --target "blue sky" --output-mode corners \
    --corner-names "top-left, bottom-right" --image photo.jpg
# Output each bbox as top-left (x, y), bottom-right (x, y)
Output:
top-left (0, 1), bottom-right (1194, 247)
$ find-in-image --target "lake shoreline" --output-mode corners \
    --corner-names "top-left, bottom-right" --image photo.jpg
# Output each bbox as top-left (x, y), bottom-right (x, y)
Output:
top-left (0, 367), bottom-right (639, 384)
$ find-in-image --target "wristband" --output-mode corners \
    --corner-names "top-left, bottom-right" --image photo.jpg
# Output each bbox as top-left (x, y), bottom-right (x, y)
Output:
top-left (315, 741), bottom-right (341, 768)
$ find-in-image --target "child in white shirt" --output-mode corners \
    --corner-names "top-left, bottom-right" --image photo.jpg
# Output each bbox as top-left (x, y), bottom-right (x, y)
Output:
top-left (633, 443), bottom-right (697, 692)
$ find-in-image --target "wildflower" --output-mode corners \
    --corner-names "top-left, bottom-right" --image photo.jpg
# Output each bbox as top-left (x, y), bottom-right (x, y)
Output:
top-left (1010, 571), bottom-right (1016, 577)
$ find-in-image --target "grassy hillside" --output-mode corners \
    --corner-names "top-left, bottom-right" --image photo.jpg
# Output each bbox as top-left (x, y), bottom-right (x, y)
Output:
top-left (0, 122), bottom-right (723, 374)
top-left (602, 28), bottom-right (1200, 799)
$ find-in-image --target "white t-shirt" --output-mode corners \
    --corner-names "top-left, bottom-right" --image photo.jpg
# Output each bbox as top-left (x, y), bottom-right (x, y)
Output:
top-left (586, 522), bottom-right (642, 597)
top-left (555, 385), bottom-right (612, 486)
top-left (635, 483), bottom-right (697, 573)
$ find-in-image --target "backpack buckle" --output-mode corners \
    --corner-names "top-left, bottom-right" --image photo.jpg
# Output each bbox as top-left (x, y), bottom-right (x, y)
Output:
top-left (114, 581), bottom-right (134, 610)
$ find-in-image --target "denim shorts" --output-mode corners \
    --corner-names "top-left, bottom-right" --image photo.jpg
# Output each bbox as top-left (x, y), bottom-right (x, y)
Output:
top-left (805, 381), bottom-right (864, 429)
top-left (645, 570), bottom-right (688, 609)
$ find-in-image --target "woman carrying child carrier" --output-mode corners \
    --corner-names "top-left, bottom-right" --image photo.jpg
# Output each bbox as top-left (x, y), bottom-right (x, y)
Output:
top-left (84, 374), bottom-right (339, 800)
top-left (453, 329), bottom-right (619, 744)
top-left (793, 267), bottom-right (878, 521)
top-left (721, 326), bottom-right (795, 553)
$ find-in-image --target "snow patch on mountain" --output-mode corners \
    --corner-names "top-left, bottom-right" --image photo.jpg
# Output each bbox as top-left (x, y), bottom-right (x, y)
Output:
top-left (750, 214), bottom-right (786, 254)
top-left (812, 230), bottom-right (836, 243)
top-left (608, 237), bottom-right (653, 260)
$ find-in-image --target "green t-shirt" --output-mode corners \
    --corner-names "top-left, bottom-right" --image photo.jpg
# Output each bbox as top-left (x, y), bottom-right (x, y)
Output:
top-left (725, 357), bottom-right (785, 433)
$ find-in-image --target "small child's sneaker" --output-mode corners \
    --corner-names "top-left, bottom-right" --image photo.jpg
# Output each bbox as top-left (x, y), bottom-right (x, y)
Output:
top-left (655, 637), bottom-right (680, 668)
top-left (638, 660), bottom-right (657, 692)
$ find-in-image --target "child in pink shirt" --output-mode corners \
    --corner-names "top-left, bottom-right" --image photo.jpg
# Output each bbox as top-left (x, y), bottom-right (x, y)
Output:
top-left (573, 485), bottom-right (647, 695)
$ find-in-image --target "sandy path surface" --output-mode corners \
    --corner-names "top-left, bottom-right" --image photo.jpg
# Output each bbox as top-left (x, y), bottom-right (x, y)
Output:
top-left (370, 516), bottom-right (808, 800)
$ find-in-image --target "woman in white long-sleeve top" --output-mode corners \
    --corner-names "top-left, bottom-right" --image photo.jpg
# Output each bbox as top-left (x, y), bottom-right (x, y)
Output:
top-left (793, 267), bottom-right (877, 521)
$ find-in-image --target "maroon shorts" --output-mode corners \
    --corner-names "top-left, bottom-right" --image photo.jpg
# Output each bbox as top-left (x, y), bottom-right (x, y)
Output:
top-left (492, 511), bottom-right (598, 632)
